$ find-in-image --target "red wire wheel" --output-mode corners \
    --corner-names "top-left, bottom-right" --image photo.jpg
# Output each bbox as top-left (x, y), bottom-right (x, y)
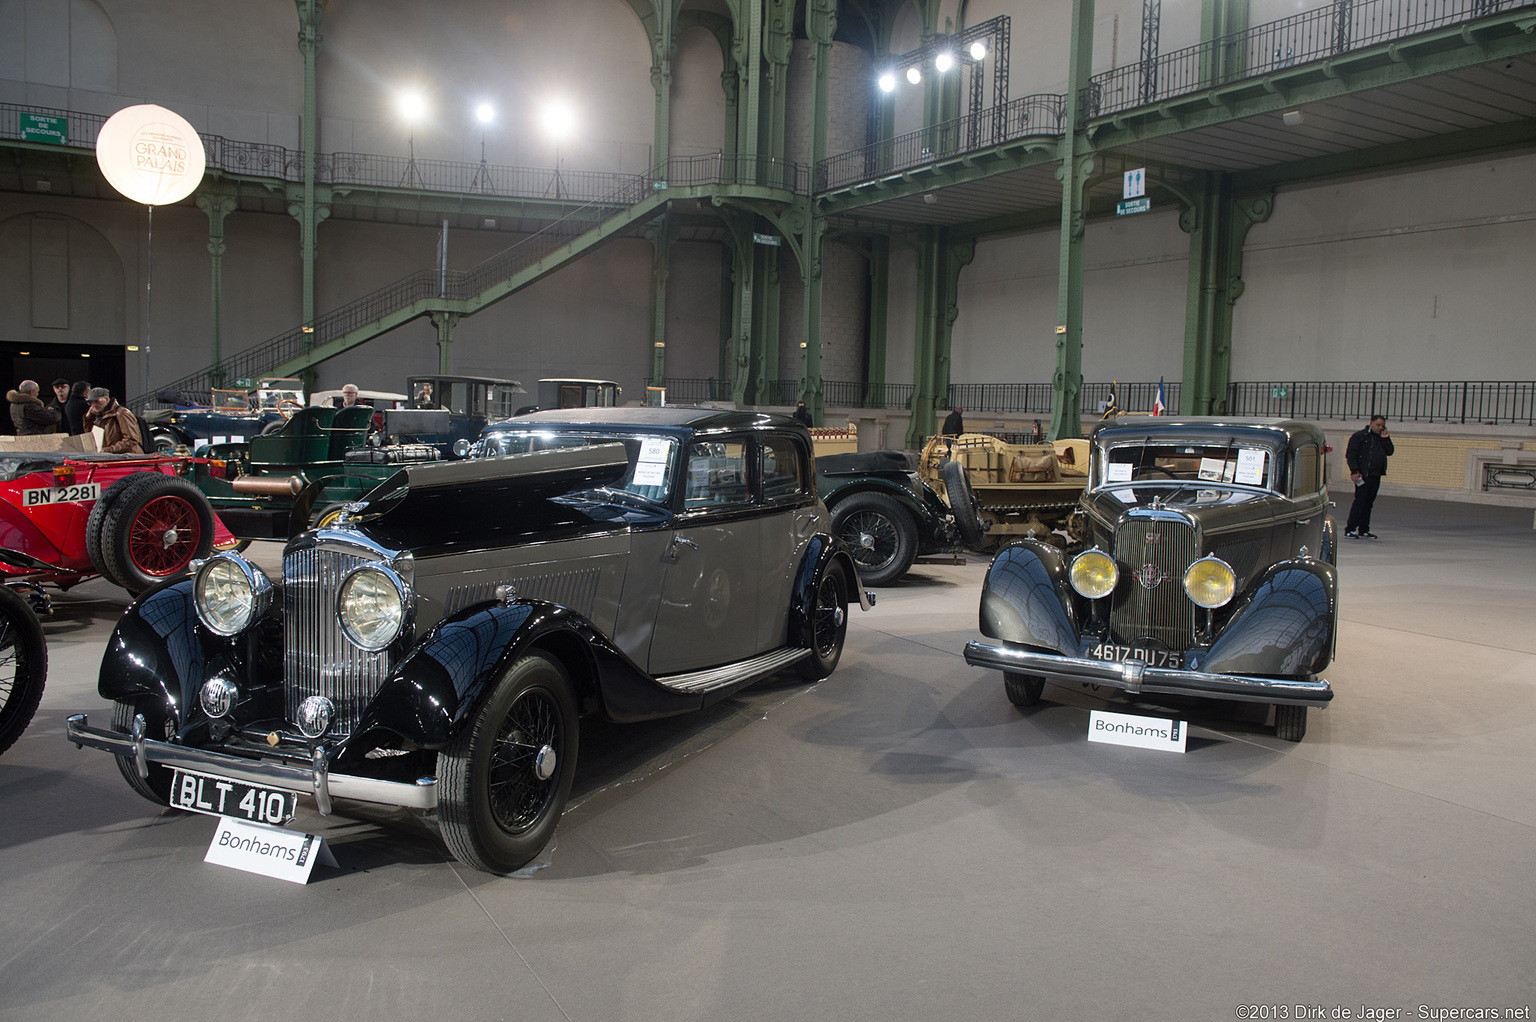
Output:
top-left (99, 475), bottom-right (216, 595)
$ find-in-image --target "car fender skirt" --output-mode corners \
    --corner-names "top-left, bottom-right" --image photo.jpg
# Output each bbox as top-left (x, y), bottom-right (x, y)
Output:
top-left (99, 580), bottom-right (228, 712)
top-left (977, 540), bottom-right (1080, 652)
top-left (1203, 561), bottom-right (1337, 677)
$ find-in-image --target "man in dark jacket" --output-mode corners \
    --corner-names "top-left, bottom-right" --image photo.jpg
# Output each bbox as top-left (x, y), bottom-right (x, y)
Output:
top-left (47, 379), bottom-right (70, 422)
top-left (792, 401), bottom-right (814, 427)
top-left (1344, 415), bottom-right (1393, 539)
top-left (941, 405), bottom-right (965, 437)
top-left (8, 380), bottom-right (60, 435)
top-left (64, 381), bottom-right (91, 436)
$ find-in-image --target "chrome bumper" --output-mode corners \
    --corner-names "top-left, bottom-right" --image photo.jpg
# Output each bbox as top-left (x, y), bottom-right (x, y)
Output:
top-left (66, 713), bottom-right (438, 815)
top-left (963, 641), bottom-right (1333, 707)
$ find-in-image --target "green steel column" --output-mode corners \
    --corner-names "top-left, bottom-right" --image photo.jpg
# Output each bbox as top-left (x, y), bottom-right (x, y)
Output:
top-left (763, 0), bottom-right (792, 165)
top-left (737, 0), bottom-right (762, 183)
top-left (865, 235), bottom-right (890, 406)
top-left (718, 245), bottom-right (735, 384)
top-left (1201, 0), bottom-right (1250, 80)
top-left (799, 0), bottom-right (836, 423)
top-left (195, 191), bottom-right (236, 386)
top-left (1179, 174), bottom-right (1273, 414)
top-left (294, 0), bottom-right (323, 333)
top-left (651, 3), bottom-right (674, 170)
top-left (647, 218), bottom-right (671, 387)
top-left (728, 220), bottom-right (756, 405)
top-left (431, 312), bottom-right (458, 374)
top-left (936, 234), bottom-right (975, 419)
top-left (905, 227), bottom-right (942, 448)
top-left (754, 245), bottom-right (781, 404)
top-left (1048, 0), bottom-right (1097, 442)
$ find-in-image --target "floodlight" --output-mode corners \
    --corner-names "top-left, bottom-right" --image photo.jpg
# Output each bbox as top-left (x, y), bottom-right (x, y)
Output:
top-left (906, 66), bottom-right (922, 85)
top-left (969, 41), bottom-right (987, 61)
top-left (878, 71), bottom-right (897, 93)
top-left (935, 52), bottom-right (954, 73)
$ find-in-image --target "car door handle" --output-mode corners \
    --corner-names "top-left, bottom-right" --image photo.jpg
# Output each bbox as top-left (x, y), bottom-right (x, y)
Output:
top-left (796, 512), bottom-right (817, 537)
top-left (1295, 518), bottom-right (1311, 525)
top-left (664, 536), bottom-right (699, 563)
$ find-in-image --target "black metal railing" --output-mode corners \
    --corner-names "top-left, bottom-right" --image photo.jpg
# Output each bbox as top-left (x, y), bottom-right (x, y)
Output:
top-left (1227, 381), bottom-right (1536, 424)
top-left (818, 93), bottom-right (1065, 192)
top-left (1085, 0), bottom-right (1536, 119)
top-left (662, 152), bottom-right (807, 194)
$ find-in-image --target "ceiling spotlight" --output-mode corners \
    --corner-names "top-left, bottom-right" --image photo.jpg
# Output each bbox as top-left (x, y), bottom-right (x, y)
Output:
top-left (969, 41), bottom-right (987, 61)
top-left (935, 52), bottom-right (954, 73)
top-left (906, 66), bottom-right (922, 85)
top-left (538, 97), bottom-right (578, 141)
top-left (1282, 109), bottom-right (1304, 126)
top-left (878, 71), bottom-right (897, 93)
top-left (474, 102), bottom-right (495, 125)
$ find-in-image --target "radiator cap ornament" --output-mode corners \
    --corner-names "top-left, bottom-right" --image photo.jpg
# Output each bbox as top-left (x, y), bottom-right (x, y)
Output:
top-left (1136, 563), bottom-right (1168, 589)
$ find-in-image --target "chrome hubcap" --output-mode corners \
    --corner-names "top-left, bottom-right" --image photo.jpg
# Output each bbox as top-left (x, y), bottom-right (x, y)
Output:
top-left (533, 744), bottom-right (557, 781)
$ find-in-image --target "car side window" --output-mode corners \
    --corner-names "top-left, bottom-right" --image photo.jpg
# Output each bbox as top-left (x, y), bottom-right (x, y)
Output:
top-left (761, 435), bottom-right (806, 502)
top-left (1290, 443), bottom-right (1320, 496)
top-left (684, 440), bottom-right (750, 509)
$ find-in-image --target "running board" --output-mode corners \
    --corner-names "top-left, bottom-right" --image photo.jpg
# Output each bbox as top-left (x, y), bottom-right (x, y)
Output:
top-left (656, 647), bottom-right (811, 694)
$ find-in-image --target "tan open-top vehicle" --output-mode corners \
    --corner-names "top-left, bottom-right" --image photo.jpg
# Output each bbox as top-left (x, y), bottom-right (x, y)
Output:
top-left (918, 433), bottom-right (1091, 550)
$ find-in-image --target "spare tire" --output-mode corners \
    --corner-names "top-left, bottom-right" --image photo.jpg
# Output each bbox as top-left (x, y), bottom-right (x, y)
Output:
top-left (85, 473), bottom-right (162, 589)
top-left (98, 474), bottom-right (216, 595)
top-left (943, 459), bottom-right (985, 549)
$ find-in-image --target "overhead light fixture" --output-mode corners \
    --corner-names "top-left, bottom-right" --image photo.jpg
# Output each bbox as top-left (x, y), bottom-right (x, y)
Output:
top-left (935, 52), bottom-right (954, 73)
top-left (127, 345), bottom-right (140, 351)
top-left (474, 102), bottom-right (495, 125)
top-left (397, 89), bottom-right (427, 123)
top-left (482, 218), bottom-right (497, 229)
top-left (1282, 109), bottom-right (1304, 126)
top-left (969, 41), bottom-right (987, 61)
top-left (922, 193), bottom-right (937, 205)
top-left (878, 71), bottom-right (896, 93)
top-left (906, 67), bottom-right (922, 85)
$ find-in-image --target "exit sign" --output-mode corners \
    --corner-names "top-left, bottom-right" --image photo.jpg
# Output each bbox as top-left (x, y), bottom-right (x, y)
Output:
top-left (1116, 197), bottom-right (1150, 216)
top-left (20, 113), bottom-right (67, 144)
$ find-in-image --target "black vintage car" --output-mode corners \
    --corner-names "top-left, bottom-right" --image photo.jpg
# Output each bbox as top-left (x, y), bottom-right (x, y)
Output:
top-left (68, 408), bottom-right (871, 873)
top-left (964, 417), bottom-right (1337, 741)
top-left (815, 450), bottom-right (973, 586)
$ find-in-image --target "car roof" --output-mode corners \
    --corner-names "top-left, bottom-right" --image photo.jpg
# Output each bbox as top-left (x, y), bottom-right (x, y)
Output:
top-left (1089, 416), bottom-right (1327, 447)
top-left (501, 406), bottom-right (795, 433)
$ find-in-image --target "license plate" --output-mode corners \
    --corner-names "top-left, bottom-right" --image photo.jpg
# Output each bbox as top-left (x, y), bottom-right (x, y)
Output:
top-left (1086, 643), bottom-right (1183, 669)
top-left (169, 769), bottom-right (298, 826)
top-left (23, 483), bottom-right (101, 506)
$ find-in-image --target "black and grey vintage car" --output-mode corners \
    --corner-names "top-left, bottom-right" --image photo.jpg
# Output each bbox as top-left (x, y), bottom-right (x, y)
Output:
top-left (964, 417), bottom-right (1337, 741)
top-left (68, 408), bottom-right (871, 873)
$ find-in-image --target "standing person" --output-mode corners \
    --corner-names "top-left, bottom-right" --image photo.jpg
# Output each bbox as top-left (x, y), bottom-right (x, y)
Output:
top-left (1344, 415), bottom-right (1393, 539)
top-left (1031, 419), bottom-right (1044, 443)
top-left (942, 404), bottom-right (965, 437)
top-left (8, 380), bottom-right (60, 434)
top-left (339, 383), bottom-right (360, 407)
top-left (64, 381), bottom-right (91, 436)
top-left (47, 379), bottom-right (70, 421)
top-left (83, 387), bottom-right (144, 454)
top-left (792, 401), bottom-right (814, 427)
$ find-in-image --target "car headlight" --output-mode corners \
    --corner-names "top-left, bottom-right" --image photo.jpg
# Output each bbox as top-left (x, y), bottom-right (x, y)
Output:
top-left (1069, 549), bottom-right (1118, 599)
top-left (337, 564), bottom-right (409, 651)
top-left (1184, 556), bottom-right (1236, 608)
top-left (195, 555), bottom-right (272, 636)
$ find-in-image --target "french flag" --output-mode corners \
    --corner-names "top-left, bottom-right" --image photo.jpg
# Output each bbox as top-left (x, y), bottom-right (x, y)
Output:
top-left (1152, 378), bottom-right (1166, 416)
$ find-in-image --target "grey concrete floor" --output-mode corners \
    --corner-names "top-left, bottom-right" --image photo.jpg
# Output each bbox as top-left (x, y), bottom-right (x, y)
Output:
top-left (1, 496), bottom-right (1532, 1021)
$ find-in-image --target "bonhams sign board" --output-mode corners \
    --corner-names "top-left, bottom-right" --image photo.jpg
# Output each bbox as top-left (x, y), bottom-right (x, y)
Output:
top-left (94, 104), bottom-right (206, 205)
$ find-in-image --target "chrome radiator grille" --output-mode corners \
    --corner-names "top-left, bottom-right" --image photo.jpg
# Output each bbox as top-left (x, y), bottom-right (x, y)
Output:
top-left (283, 546), bottom-right (395, 736)
top-left (1109, 517), bottom-right (1197, 650)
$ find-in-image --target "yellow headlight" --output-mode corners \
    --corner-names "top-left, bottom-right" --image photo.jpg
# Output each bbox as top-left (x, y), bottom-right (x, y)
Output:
top-left (1069, 549), bottom-right (1118, 599)
top-left (1183, 557), bottom-right (1236, 608)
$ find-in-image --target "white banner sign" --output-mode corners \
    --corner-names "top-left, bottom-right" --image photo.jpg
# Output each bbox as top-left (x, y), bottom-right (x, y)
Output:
top-left (205, 817), bottom-right (338, 884)
top-left (1087, 709), bottom-right (1188, 753)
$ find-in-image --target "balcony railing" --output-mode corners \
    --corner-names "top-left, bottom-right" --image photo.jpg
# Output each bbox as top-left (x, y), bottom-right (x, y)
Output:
top-left (650, 379), bottom-right (1535, 426)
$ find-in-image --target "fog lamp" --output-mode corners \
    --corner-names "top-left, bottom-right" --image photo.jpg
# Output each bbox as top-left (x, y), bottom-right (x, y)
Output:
top-left (1184, 556), bottom-right (1236, 608)
top-left (297, 696), bottom-right (334, 738)
top-left (1069, 549), bottom-right (1119, 599)
top-left (200, 678), bottom-right (238, 719)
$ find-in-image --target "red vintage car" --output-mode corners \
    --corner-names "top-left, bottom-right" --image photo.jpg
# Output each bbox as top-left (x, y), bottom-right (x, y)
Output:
top-left (0, 450), bottom-right (239, 597)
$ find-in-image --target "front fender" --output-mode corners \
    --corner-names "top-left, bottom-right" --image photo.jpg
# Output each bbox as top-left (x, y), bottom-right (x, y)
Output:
top-left (99, 580), bottom-right (241, 721)
top-left (788, 533), bottom-right (867, 649)
top-left (357, 600), bottom-right (701, 743)
top-left (977, 540), bottom-right (1081, 653)
top-left (1203, 560), bottom-right (1337, 677)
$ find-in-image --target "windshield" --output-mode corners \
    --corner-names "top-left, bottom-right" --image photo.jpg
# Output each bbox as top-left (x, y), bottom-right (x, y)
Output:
top-left (1097, 441), bottom-right (1277, 492)
top-left (473, 430), bottom-right (678, 502)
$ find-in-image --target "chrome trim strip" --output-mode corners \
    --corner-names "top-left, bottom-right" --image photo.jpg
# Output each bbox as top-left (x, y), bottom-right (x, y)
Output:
top-left (962, 642), bottom-right (1333, 707)
top-left (66, 714), bottom-right (438, 811)
top-left (656, 647), bottom-right (811, 694)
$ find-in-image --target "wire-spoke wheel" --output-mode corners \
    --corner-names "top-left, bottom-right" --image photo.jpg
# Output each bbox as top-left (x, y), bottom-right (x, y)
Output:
top-left (0, 586), bottom-right (47, 757)
top-left (830, 493), bottom-right (916, 587)
top-left (100, 475), bottom-right (216, 594)
top-left (440, 653), bottom-right (578, 874)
